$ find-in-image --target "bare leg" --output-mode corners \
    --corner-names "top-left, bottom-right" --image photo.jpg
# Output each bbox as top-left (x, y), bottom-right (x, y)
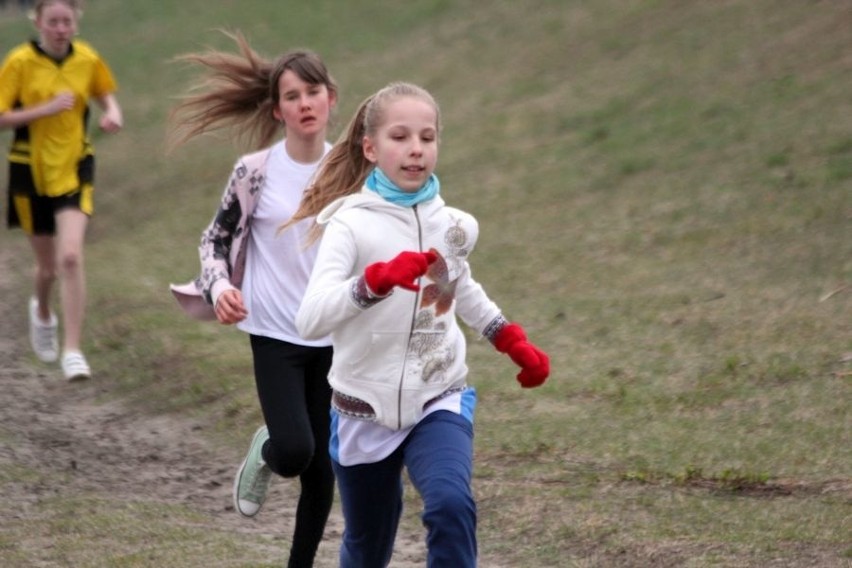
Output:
top-left (28, 234), bottom-right (57, 320)
top-left (54, 208), bottom-right (88, 353)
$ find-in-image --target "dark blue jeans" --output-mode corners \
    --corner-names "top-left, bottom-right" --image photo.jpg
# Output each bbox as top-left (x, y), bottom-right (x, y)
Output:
top-left (333, 410), bottom-right (477, 568)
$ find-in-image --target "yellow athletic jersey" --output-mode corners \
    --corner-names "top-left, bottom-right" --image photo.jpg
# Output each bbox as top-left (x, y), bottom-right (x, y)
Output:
top-left (0, 40), bottom-right (117, 197)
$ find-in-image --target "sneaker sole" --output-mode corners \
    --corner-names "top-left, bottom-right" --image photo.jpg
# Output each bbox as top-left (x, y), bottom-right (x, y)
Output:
top-left (35, 352), bottom-right (60, 364)
top-left (233, 455), bottom-right (255, 517)
top-left (66, 372), bottom-right (91, 382)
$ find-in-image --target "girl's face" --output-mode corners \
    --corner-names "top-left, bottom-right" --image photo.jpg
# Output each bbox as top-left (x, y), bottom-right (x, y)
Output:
top-left (273, 69), bottom-right (336, 142)
top-left (35, 2), bottom-right (78, 57)
top-left (363, 96), bottom-right (439, 192)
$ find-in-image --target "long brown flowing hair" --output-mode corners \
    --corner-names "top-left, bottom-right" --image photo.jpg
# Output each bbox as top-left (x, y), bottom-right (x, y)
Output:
top-left (284, 82), bottom-right (440, 242)
top-left (167, 30), bottom-right (337, 151)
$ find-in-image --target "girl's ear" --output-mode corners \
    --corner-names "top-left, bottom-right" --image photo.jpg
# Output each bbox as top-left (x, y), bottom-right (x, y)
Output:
top-left (362, 135), bottom-right (378, 163)
top-left (272, 105), bottom-right (283, 123)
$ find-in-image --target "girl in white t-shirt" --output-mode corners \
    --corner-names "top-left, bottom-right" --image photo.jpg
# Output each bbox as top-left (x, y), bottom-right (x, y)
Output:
top-left (168, 31), bottom-right (337, 568)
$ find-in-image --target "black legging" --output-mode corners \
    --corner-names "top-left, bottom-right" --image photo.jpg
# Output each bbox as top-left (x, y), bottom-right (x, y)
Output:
top-left (249, 335), bottom-right (334, 568)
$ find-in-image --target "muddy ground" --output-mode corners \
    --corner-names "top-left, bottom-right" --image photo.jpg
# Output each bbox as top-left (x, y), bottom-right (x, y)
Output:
top-left (0, 246), bottom-right (428, 567)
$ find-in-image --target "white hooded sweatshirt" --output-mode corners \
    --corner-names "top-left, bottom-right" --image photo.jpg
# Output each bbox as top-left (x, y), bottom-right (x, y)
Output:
top-left (296, 188), bottom-right (502, 431)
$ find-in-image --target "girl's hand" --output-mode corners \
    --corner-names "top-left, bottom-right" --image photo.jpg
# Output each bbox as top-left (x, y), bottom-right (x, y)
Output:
top-left (99, 108), bottom-right (123, 133)
top-left (492, 323), bottom-right (550, 388)
top-left (215, 289), bottom-right (248, 325)
top-left (95, 94), bottom-right (123, 134)
top-left (48, 91), bottom-right (75, 115)
top-left (364, 250), bottom-right (438, 296)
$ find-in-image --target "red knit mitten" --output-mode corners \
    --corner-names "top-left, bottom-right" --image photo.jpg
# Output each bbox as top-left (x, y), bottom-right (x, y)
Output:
top-left (493, 323), bottom-right (550, 388)
top-left (364, 251), bottom-right (438, 296)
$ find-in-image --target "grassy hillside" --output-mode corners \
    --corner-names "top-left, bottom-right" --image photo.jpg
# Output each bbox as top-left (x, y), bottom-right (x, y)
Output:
top-left (1, 0), bottom-right (850, 566)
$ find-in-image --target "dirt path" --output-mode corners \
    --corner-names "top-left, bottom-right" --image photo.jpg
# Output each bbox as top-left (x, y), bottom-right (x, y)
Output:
top-left (0, 245), bottom-right (427, 567)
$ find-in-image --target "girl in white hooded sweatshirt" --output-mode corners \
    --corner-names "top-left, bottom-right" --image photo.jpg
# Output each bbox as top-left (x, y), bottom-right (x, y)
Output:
top-left (289, 82), bottom-right (550, 568)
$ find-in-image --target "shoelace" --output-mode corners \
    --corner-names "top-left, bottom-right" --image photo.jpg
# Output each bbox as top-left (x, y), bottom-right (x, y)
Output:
top-left (33, 322), bottom-right (57, 352)
top-left (246, 462), bottom-right (271, 501)
top-left (63, 353), bottom-right (89, 374)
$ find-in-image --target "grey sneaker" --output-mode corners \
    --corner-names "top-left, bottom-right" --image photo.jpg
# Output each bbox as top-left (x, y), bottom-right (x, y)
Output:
top-left (61, 350), bottom-right (91, 382)
top-left (29, 297), bottom-right (58, 363)
top-left (233, 426), bottom-right (272, 517)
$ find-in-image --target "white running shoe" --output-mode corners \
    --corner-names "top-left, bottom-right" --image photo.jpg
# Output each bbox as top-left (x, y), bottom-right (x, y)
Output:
top-left (61, 350), bottom-right (91, 382)
top-left (29, 297), bottom-right (58, 363)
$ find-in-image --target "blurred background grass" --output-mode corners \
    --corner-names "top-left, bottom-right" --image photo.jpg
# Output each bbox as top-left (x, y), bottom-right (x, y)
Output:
top-left (1, 0), bottom-right (850, 566)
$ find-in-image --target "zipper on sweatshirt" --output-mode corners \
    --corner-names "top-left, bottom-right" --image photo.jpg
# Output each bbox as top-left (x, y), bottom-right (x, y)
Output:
top-left (396, 205), bottom-right (425, 430)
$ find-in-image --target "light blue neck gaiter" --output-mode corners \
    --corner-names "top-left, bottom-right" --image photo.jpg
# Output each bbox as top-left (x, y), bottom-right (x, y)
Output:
top-left (366, 167), bottom-right (440, 207)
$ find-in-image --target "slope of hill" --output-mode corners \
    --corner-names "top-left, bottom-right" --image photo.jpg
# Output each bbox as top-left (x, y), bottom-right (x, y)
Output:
top-left (1, 1), bottom-right (849, 566)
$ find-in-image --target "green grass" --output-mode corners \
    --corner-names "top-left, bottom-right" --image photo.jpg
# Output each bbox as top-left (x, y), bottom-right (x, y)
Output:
top-left (0, 495), bottom-right (281, 567)
top-left (2, 0), bottom-right (850, 566)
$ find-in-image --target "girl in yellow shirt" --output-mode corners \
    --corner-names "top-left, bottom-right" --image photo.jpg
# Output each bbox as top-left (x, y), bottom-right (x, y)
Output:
top-left (0, 0), bottom-right (123, 380)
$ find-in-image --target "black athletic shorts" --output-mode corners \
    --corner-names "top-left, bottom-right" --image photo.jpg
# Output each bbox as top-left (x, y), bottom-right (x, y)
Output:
top-left (6, 155), bottom-right (94, 235)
